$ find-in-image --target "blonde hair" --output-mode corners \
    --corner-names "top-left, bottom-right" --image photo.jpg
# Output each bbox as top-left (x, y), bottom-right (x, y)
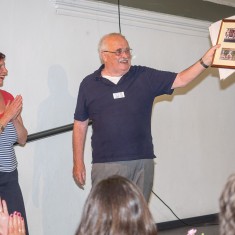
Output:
top-left (219, 173), bottom-right (235, 235)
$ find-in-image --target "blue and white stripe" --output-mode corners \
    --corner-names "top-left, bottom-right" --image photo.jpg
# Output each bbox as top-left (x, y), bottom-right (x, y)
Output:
top-left (0, 122), bottom-right (18, 172)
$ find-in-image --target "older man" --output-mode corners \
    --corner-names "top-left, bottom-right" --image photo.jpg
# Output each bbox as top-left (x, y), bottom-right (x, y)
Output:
top-left (73, 33), bottom-right (219, 202)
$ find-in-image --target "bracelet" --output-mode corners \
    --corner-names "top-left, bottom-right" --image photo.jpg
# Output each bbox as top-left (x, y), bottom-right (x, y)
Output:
top-left (199, 58), bottom-right (209, 69)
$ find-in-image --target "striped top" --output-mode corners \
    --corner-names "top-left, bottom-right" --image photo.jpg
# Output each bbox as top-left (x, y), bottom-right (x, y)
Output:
top-left (0, 90), bottom-right (18, 172)
top-left (0, 122), bottom-right (17, 172)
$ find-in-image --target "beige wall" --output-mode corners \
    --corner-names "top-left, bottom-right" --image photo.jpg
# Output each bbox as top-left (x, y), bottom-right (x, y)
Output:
top-left (1, 0), bottom-right (235, 234)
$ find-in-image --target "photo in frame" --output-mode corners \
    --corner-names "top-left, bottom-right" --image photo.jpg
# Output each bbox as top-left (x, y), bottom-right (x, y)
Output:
top-left (211, 19), bottom-right (235, 69)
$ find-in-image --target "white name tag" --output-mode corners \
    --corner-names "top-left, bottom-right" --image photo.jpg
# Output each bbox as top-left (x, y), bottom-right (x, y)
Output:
top-left (113, 92), bottom-right (125, 99)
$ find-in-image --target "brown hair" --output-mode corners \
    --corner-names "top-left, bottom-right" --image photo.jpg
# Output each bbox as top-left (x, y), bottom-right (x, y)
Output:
top-left (0, 52), bottom-right (6, 60)
top-left (76, 175), bottom-right (157, 235)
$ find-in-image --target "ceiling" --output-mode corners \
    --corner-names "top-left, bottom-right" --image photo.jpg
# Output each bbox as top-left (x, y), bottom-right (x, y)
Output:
top-left (96, 0), bottom-right (235, 22)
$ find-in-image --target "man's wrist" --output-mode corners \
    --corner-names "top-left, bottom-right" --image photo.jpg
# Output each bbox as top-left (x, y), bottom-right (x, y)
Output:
top-left (199, 58), bottom-right (209, 69)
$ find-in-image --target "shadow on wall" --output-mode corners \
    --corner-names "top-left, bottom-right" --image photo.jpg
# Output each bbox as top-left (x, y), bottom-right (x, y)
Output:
top-left (32, 65), bottom-right (78, 235)
top-left (219, 72), bottom-right (235, 89)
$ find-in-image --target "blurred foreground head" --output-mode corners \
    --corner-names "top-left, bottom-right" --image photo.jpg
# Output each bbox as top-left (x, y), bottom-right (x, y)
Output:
top-left (76, 175), bottom-right (157, 235)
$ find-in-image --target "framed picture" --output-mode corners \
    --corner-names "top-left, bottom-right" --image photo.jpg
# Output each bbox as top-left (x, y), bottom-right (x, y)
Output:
top-left (211, 19), bottom-right (235, 69)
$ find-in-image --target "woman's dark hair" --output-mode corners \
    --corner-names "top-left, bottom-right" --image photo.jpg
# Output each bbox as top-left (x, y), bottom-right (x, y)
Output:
top-left (0, 52), bottom-right (6, 60)
top-left (76, 175), bottom-right (157, 235)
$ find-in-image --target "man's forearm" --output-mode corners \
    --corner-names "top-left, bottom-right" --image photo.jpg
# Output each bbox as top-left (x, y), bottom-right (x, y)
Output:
top-left (172, 44), bottom-right (220, 89)
top-left (72, 119), bottom-right (88, 165)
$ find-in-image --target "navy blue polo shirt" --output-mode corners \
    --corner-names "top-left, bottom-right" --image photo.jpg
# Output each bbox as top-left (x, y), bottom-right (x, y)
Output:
top-left (74, 65), bottom-right (177, 163)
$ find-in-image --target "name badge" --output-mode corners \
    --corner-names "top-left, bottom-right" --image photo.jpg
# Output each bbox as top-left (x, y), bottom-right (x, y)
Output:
top-left (113, 92), bottom-right (125, 99)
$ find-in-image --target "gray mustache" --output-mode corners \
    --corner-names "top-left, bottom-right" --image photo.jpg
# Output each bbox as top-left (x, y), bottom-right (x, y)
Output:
top-left (119, 58), bottom-right (129, 63)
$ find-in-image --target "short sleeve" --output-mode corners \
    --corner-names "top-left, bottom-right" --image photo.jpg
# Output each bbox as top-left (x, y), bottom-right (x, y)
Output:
top-left (0, 90), bottom-right (14, 104)
top-left (74, 82), bottom-right (89, 121)
top-left (146, 67), bottom-right (177, 96)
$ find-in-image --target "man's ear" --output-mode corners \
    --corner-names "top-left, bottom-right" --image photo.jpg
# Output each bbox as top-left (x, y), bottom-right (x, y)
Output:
top-left (102, 53), bottom-right (108, 63)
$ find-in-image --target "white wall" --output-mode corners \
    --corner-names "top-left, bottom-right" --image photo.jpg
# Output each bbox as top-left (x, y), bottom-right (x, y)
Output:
top-left (1, 0), bottom-right (235, 234)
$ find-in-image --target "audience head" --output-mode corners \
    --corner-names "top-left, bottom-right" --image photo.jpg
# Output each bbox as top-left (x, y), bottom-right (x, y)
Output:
top-left (219, 173), bottom-right (235, 235)
top-left (76, 175), bottom-right (157, 235)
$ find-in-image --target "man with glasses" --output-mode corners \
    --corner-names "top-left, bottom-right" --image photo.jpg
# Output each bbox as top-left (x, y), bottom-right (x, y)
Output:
top-left (73, 32), bottom-right (219, 202)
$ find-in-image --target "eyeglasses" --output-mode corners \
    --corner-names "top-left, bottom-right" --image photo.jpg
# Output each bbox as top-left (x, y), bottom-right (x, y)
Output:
top-left (102, 48), bottom-right (132, 56)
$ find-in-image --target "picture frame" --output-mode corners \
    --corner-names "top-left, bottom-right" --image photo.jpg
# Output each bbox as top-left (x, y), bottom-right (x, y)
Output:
top-left (211, 19), bottom-right (235, 69)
